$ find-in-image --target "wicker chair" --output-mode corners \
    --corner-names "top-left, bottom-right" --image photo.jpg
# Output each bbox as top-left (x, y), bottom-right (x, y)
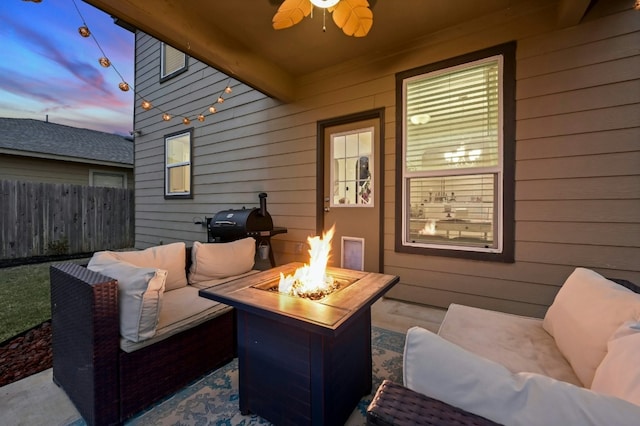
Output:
top-left (367, 278), bottom-right (640, 426)
top-left (49, 248), bottom-right (236, 426)
top-left (367, 380), bottom-right (500, 426)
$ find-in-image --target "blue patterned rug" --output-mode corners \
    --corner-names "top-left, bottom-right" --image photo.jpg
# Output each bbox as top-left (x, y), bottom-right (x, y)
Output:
top-left (81, 326), bottom-right (404, 426)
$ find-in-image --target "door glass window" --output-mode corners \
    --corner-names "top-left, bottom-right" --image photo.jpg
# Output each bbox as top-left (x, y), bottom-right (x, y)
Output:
top-left (330, 127), bottom-right (374, 207)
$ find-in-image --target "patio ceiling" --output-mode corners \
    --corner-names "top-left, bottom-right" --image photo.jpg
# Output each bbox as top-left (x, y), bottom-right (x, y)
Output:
top-left (83, 0), bottom-right (593, 102)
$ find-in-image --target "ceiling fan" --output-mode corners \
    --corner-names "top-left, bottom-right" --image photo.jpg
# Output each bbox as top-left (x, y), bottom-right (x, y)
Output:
top-left (272, 0), bottom-right (373, 37)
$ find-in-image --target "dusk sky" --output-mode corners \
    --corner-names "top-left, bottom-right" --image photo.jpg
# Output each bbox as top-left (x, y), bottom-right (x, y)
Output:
top-left (0, 1), bottom-right (134, 135)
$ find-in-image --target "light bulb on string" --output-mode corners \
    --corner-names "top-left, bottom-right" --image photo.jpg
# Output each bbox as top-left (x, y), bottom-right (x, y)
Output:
top-left (78, 26), bottom-right (90, 37)
top-left (69, 0), bottom-right (242, 127)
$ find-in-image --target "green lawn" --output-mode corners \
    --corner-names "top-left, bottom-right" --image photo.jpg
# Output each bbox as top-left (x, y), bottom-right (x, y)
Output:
top-left (0, 259), bottom-right (89, 342)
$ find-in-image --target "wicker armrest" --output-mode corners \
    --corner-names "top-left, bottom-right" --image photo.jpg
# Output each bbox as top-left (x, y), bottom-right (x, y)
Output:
top-left (367, 380), bottom-right (501, 426)
top-left (50, 263), bottom-right (120, 426)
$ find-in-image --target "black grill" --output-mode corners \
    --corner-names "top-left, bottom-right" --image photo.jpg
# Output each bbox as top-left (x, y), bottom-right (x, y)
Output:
top-left (207, 193), bottom-right (274, 242)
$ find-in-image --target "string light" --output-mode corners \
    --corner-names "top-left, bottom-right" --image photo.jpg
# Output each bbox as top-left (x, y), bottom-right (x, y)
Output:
top-left (64, 0), bottom-right (237, 128)
top-left (98, 57), bottom-right (111, 67)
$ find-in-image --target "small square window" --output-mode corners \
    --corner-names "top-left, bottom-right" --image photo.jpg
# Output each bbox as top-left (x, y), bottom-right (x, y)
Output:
top-left (160, 42), bottom-right (187, 80)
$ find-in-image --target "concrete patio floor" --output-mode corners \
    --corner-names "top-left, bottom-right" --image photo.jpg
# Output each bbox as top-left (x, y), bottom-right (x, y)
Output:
top-left (0, 298), bottom-right (446, 426)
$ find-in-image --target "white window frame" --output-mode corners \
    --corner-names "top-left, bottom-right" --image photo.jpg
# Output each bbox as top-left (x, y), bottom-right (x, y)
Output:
top-left (160, 42), bottom-right (187, 80)
top-left (329, 127), bottom-right (375, 208)
top-left (164, 130), bottom-right (192, 198)
top-left (89, 170), bottom-right (127, 188)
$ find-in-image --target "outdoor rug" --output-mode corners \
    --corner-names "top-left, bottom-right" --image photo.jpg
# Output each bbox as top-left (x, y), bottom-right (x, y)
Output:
top-left (72, 326), bottom-right (405, 426)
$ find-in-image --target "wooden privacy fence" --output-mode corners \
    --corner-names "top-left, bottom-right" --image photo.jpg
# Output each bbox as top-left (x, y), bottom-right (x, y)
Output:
top-left (0, 180), bottom-right (134, 260)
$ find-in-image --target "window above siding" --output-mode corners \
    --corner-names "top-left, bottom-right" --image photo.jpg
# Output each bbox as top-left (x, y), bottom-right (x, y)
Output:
top-left (165, 129), bottom-right (192, 199)
top-left (90, 170), bottom-right (127, 188)
top-left (395, 42), bottom-right (516, 262)
top-left (160, 42), bottom-right (187, 81)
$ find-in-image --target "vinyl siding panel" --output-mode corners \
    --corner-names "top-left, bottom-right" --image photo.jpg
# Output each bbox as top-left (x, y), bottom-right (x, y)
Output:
top-left (133, 0), bottom-right (639, 316)
top-left (0, 155), bottom-right (133, 188)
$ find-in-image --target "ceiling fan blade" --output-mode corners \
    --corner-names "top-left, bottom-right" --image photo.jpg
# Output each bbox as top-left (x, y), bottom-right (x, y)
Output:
top-left (332, 0), bottom-right (373, 37)
top-left (273, 0), bottom-right (313, 30)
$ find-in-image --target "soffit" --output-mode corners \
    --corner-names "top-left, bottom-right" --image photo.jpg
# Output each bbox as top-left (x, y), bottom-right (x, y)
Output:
top-left (83, 0), bottom-right (591, 102)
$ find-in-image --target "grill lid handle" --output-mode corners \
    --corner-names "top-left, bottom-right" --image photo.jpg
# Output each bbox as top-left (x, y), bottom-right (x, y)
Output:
top-left (214, 220), bottom-right (237, 226)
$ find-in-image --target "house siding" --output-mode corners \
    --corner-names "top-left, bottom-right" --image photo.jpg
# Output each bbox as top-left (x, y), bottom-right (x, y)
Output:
top-left (133, 0), bottom-right (639, 318)
top-left (0, 154), bottom-right (133, 189)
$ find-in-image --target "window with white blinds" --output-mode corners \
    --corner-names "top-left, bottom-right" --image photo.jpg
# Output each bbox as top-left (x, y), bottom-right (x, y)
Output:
top-left (396, 43), bottom-right (516, 262)
top-left (405, 57), bottom-right (500, 173)
top-left (161, 42), bottom-right (187, 79)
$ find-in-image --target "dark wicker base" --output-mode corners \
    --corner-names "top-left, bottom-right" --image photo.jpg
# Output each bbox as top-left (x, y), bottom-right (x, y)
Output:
top-left (366, 380), bottom-right (501, 426)
top-left (50, 262), bottom-right (237, 426)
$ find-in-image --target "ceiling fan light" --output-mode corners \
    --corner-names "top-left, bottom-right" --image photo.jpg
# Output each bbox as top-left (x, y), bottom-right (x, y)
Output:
top-left (310, 0), bottom-right (340, 9)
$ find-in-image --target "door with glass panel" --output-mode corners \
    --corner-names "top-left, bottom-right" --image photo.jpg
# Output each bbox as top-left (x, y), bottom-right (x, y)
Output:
top-left (322, 117), bottom-right (381, 272)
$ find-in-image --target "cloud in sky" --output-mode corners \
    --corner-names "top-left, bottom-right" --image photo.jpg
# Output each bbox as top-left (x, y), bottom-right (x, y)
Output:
top-left (0, 1), bottom-right (134, 135)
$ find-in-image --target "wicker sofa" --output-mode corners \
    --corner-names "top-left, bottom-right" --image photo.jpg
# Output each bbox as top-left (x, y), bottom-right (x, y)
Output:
top-left (368, 268), bottom-right (640, 426)
top-left (50, 239), bottom-right (258, 426)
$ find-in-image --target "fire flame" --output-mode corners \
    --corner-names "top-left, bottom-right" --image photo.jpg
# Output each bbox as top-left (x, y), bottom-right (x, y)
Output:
top-left (418, 219), bottom-right (437, 235)
top-left (278, 226), bottom-right (337, 299)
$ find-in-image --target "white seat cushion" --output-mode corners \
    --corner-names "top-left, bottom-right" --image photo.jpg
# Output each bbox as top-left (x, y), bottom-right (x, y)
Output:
top-left (404, 326), bottom-right (640, 426)
top-left (438, 303), bottom-right (581, 386)
top-left (120, 286), bottom-right (231, 352)
top-left (188, 269), bottom-right (260, 290)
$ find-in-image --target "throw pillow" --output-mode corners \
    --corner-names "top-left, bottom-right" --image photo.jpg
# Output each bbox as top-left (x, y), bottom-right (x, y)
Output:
top-left (89, 242), bottom-right (187, 291)
top-left (88, 259), bottom-right (167, 342)
top-left (542, 267), bottom-right (640, 387)
top-left (188, 238), bottom-right (256, 284)
top-left (591, 321), bottom-right (640, 405)
top-left (403, 326), bottom-right (640, 426)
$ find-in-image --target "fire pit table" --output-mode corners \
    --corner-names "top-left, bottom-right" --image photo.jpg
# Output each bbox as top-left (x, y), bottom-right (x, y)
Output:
top-left (199, 262), bottom-right (399, 426)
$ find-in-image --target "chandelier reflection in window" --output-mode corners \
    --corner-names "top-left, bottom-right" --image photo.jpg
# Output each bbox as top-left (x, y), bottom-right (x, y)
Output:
top-left (443, 147), bottom-right (482, 166)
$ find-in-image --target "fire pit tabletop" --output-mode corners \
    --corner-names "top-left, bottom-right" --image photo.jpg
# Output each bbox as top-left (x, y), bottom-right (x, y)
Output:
top-left (199, 262), bottom-right (399, 334)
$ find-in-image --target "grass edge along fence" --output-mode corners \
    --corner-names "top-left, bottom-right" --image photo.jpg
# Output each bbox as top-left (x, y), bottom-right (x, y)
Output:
top-left (1, 180), bottom-right (134, 260)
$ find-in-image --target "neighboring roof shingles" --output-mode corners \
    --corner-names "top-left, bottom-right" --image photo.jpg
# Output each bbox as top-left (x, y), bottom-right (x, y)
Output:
top-left (0, 117), bottom-right (133, 166)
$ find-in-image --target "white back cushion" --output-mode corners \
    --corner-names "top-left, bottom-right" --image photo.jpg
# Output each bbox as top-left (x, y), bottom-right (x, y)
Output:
top-left (591, 321), bottom-right (640, 405)
top-left (88, 259), bottom-right (167, 342)
top-left (90, 242), bottom-right (187, 291)
top-left (188, 238), bottom-right (255, 284)
top-left (542, 268), bottom-right (640, 387)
